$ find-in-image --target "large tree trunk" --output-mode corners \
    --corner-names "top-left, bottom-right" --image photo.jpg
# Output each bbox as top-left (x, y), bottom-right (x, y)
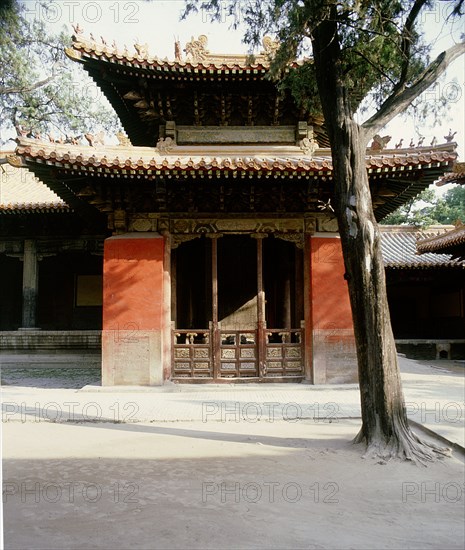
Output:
top-left (331, 119), bottom-right (449, 463)
top-left (311, 13), bottom-right (449, 464)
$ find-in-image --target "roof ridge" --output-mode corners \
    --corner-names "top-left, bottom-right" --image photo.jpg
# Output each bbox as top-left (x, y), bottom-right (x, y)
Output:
top-left (67, 31), bottom-right (308, 71)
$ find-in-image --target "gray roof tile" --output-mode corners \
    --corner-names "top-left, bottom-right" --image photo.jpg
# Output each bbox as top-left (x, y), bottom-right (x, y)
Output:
top-left (380, 226), bottom-right (465, 268)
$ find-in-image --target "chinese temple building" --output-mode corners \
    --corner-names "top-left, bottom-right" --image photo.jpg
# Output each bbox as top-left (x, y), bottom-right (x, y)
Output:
top-left (0, 33), bottom-right (460, 384)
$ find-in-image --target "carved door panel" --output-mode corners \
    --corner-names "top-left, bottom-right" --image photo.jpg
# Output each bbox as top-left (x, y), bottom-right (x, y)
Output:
top-left (218, 329), bottom-right (258, 378)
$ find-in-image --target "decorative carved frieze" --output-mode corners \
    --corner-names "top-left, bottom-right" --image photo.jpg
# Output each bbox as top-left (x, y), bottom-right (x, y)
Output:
top-left (160, 217), bottom-right (317, 249)
top-left (169, 218), bottom-right (306, 235)
top-left (131, 218), bottom-right (153, 232)
top-left (126, 215), bottom-right (324, 239)
top-left (304, 217), bottom-right (317, 234)
top-left (317, 215), bottom-right (339, 232)
top-left (171, 234), bottom-right (201, 249)
top-left (275, 233), bottom-right (305, 249)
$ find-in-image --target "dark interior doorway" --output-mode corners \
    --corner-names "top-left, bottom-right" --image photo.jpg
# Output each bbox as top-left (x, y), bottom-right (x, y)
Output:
top-left (172, 233), bottom-right (305, 380)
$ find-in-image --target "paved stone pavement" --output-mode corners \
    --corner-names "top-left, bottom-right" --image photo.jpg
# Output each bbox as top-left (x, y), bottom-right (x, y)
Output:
top-left (1, 355), bottom-right (464, 448)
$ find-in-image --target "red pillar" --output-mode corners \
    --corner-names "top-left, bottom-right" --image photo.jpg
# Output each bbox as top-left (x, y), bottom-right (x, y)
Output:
top-left (310, 236), bottom-right (358, 384)
top-left (102, 233), bottom-right (165, 385)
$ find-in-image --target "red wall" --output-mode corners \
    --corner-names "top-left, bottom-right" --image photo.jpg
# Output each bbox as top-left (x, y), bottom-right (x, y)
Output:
top-left (103, 234), bottom-right (164, 332)
top-left (102, 234), bottom-right (165, 385)
top-left (310, 237), bottom-right (353, 330)
top-left (310, 236), bottom-right (357, 383)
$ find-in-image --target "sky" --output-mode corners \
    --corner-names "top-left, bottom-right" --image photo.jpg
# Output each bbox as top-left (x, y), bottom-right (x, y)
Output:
top-left (14, 0), bottom-right (465, 170)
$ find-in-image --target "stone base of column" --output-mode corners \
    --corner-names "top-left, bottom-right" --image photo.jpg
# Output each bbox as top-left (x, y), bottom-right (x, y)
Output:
top-left (102, 329), bottom-right (162, 386)
top-left (312, 329), bottom-right (357, 384)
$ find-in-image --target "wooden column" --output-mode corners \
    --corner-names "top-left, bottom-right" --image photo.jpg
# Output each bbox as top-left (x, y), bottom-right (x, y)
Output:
top-left (209, 235), bottom-right (220, 379)
top-left (171, 247), bottom-right (177, 326)
top-left (211, 237), bottom-right (218, 327)
top-left (20, 239), bottom-right (39, 329)
top-left (295, 246), bottom-right (304, 327)
top-left (304, 235), bottom-right (313, 383)
top-left (162, 232), bottom-right (172, 381)
top-left (283, 251), bottom-right (292, 330)
top-left (255, 235), bottom-right (267, 378)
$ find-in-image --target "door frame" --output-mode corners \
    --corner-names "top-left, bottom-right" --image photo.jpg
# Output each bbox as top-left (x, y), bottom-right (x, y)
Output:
top-left (171, 231), bottom-right (307, 381)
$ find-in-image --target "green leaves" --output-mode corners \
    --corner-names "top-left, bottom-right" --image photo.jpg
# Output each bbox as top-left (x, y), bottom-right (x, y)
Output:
top-left (382, 186), bottom-right (465, 226)
top-left (0, 1), bottom-right (119, 139)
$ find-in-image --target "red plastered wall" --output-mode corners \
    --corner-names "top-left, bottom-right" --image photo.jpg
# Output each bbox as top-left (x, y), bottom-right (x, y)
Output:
top-left (310, 237), bottom-right (353, 331)
top-left (103, 234), bottom-right (164, 332)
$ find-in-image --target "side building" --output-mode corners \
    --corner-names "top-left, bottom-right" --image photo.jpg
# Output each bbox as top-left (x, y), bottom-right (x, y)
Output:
top-left (381, 225), bottom-right (465, 360)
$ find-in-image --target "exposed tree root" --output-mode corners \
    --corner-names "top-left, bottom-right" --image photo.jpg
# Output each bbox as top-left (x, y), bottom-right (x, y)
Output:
top-left (353, 420), bottom-right (451, 466)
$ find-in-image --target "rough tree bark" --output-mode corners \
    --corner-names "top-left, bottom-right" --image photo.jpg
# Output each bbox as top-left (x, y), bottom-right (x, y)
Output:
top-left (311, 12), bottom-right (451, 464)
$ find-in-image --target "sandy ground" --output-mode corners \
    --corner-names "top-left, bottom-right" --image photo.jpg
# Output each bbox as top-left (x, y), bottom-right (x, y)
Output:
top-left (2, 418), bottom-right (465, 550)
top-left (2, 357), bottom-right (464, 549)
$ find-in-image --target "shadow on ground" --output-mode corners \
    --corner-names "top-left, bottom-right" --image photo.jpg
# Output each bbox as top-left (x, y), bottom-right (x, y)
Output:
top-left (3, 419), bottom-right (465, 550)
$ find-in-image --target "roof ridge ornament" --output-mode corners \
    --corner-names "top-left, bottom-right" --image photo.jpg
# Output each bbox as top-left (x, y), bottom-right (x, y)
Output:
top-left (261, 36), bottom-right (279, 59)
top-left (84, 131), bottom-right (105, 147)
top-left (370, 134), bottom-right (391, 150)
top-left (71, 22), bottom-right (84, 38)
top-left (116, 131), bottom-right (131, 147)
top-left (445, 129), bottom-right (457, 143)
top-left (134, 40), bottom-right (149, 58)
top-left (299, 137), bottom-right (318, 157)
top-left (156, 136), bottom-right (176, 154)
top-left (184, 35), bottom-right (209, 64)
top-left (174, 38), bottom-right (183, 62)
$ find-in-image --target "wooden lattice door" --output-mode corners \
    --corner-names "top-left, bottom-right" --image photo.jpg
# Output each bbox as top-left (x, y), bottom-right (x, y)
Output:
top-left (172, 233), bottom-right (305, 381)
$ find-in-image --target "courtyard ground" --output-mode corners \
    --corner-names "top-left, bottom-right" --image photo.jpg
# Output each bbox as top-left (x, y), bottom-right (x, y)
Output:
top-left (1, 355), bottom-right (464, 549)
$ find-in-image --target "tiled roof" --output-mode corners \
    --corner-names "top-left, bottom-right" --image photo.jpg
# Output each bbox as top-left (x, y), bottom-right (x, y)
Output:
top-left (0, 154), bottom-right (69, 213)
top-left (67, 34), bottom-right (302, 74)
top-left (14, 138), bottom-right (457, 177)
top-left (436, 162), bottom-right (465, 186)
top-left (380, 225), bottom-right (465, 268)
top-left (417, 223), bottom-right (465, 255)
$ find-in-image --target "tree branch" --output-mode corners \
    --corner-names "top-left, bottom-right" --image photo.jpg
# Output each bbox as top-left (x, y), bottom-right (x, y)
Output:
top-left (352, 49), bottom-right (397, 86)
top-left (397, 0), bottom-right (429, 87)
top-left (362, 41), bottom-right (465, 140)
top-left (0, 74), bottom-right (56, 96)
